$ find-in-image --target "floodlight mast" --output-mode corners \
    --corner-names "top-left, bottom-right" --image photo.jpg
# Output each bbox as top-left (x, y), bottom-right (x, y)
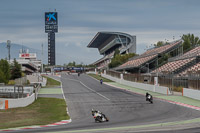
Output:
top-left (41, 43), bottom-right (44, 73)
top-left (6, 40), bottom-right (11, 62)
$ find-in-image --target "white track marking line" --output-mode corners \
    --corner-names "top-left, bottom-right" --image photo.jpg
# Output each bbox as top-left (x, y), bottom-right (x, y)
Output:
top-left (79, 81), bottom-right (110, 101)
top-left (61, 76), bottom-right (110, 101)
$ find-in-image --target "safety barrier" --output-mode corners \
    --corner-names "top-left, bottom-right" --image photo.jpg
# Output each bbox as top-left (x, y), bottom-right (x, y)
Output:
top-left (0, 84), bottom-right (40, 109)
top-left (183, 88), bottom-right (200, 100)
top-left (101, 73), bottom-right (171, 95)
top-left (27, 75), bottom-right (47, 87)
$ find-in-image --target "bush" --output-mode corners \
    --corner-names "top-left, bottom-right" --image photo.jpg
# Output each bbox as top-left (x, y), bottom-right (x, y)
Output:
top-left (173, 86), bottom-right (183, 92)
top-left (7, 80), bottom-right (15, 85)
top-left (27, 80), bottom-right (30, 85)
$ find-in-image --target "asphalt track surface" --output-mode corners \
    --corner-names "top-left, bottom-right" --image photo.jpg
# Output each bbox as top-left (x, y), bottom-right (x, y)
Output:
top-left (3, 74), bottom-right (200, 133)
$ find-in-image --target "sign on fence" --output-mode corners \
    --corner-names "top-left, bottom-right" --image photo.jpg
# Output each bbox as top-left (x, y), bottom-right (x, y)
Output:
top-left (154, 77), bottom-right (158, 86)
top-left (0, 86), bottom-right (33, 94)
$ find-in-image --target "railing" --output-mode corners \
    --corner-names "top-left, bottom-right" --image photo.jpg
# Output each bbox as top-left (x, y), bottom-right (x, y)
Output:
top-left (105, 70), bottom-right (200, 90)
top-left (106, 70), bottom-right (121, 79)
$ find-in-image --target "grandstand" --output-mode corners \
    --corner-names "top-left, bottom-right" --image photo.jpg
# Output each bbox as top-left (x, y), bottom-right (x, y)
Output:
top-left (8, 49), bottom-right (41, 74)
top-left (150, 45), bottom-right (200, 76)
top-left (116, 40), bottom-right (182, 73)
top-left (87, 32), bottom-right (136, 69)
top-left (180, 62), bottom-right (200, 76)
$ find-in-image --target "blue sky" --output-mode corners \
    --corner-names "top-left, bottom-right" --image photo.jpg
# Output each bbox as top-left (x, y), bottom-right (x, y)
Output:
top-left (0, 0), bottom-right (200, 65)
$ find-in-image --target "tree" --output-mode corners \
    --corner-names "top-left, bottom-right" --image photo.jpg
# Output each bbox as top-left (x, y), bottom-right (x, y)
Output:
top-left (109, 50), bottom-right (137, 68)
top-left (154, 41), bottom-right (165, 47)
top-left (10, 59), bottom-right (22, 80)
top-left (0, 59), bottom-right (10, 84)
top-left (67, 61), bottom-right (76, 67)
top-left (182, 34), bottom-right (200, 51)
top-left (114, 49), bottom-right (120, 57)
top-left (182, 38), bottom-right (191, 51)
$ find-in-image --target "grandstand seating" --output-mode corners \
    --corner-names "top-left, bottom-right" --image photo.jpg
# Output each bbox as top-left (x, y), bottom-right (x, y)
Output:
top-left (119, 55), bottom-right (157, 68)
top-left (179, 62), bottom-right (200, 76)
top-left (141, 40), bottom-right (181, 57)
top-left (116, 40), bottom-right (182, 70)
top-left (175, 45), bottom-right (200, 60)
top-left (152, 58), bottom-right (195, 73)
top-left (152, 45), bottom-right (200, 75)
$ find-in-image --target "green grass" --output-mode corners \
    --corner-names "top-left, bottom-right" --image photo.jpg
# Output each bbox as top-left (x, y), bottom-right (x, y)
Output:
top-left (0, 97), bottom-right (69, 129)
top-left (43, 76), bottom-right (61, 87)
top-left (39, 88), bottom-right (63, 94)
top-left (88, 73), bottom-right (113, 82)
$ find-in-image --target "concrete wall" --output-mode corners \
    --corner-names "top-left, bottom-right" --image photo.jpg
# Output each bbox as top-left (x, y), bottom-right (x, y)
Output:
top-left (0, 100), bottom-right (4, 109)
top-left (0, 93), bottom-right (35, 109)
top-left (0, 85), bottom-right (40, 109)
top-left (27, 75), bottom-right (47, 87)
top-left (183, 88), bottom-right (200, 100)
top-left (86, 71), bottom-right (96, 75)
top-left (8, 93), bottom-right (35, 108)
top-left (101, 73), bottom-right (171, 95)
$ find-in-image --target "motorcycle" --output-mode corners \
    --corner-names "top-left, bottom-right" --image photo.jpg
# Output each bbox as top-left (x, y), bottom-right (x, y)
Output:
top-left (92, 110), bottom-right (109, 122)
top-left (100, 79), bottom-right (103, 85)
top-left (146, 93), bottom-right (153, 104)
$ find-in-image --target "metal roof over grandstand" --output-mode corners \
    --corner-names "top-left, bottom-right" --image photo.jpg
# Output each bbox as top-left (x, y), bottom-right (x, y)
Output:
top-left (87, 31), bottom-right (134, 48)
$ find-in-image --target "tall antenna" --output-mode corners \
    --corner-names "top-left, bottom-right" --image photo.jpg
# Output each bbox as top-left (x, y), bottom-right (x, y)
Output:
top-left (41, 43), bottom-right (44, 73)
top-left (6, 40), bottom-right (11, 62)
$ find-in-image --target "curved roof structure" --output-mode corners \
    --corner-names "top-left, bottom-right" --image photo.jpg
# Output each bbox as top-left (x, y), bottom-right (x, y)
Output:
top-left (87, 31), bottom-right (136, 55)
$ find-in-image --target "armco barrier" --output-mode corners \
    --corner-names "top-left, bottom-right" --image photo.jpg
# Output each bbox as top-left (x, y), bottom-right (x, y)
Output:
top-left (101, 74), bottom-right (171, 95)
top-left (183, 88), bottom-right (200, 100)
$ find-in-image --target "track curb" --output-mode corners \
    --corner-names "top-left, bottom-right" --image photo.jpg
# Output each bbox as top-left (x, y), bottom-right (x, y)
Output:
top-left (0, 119), bottom-right (72, 132)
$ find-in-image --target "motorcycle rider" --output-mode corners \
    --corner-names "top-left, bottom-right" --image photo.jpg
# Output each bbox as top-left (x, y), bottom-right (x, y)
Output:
top-left (146, 92), bottom-right (153, 103)
top-left (91, 109), bottom-right (108, 122)
top-left (100, 79), bottom-right (103, 85)
top-left (92, 109), bottom-right (102, 116)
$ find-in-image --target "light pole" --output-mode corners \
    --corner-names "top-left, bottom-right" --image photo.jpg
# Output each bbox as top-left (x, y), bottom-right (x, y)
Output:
top-left (41, 43), bottom-right (44, 73)
top-left (6, 40), bottom-right (11, 62)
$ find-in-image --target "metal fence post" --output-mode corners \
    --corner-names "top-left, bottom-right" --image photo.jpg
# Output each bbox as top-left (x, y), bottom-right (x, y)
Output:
top-left (172, 72), bottom-right (174, 95)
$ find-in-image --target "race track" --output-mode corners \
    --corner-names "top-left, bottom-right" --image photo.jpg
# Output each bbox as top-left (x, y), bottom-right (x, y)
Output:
top-left (6, 73), bottom-right (200, 133)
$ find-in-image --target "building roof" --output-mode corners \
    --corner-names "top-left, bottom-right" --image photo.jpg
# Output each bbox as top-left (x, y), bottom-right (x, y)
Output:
top-left (87, 31), bottom-right (134, 48)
